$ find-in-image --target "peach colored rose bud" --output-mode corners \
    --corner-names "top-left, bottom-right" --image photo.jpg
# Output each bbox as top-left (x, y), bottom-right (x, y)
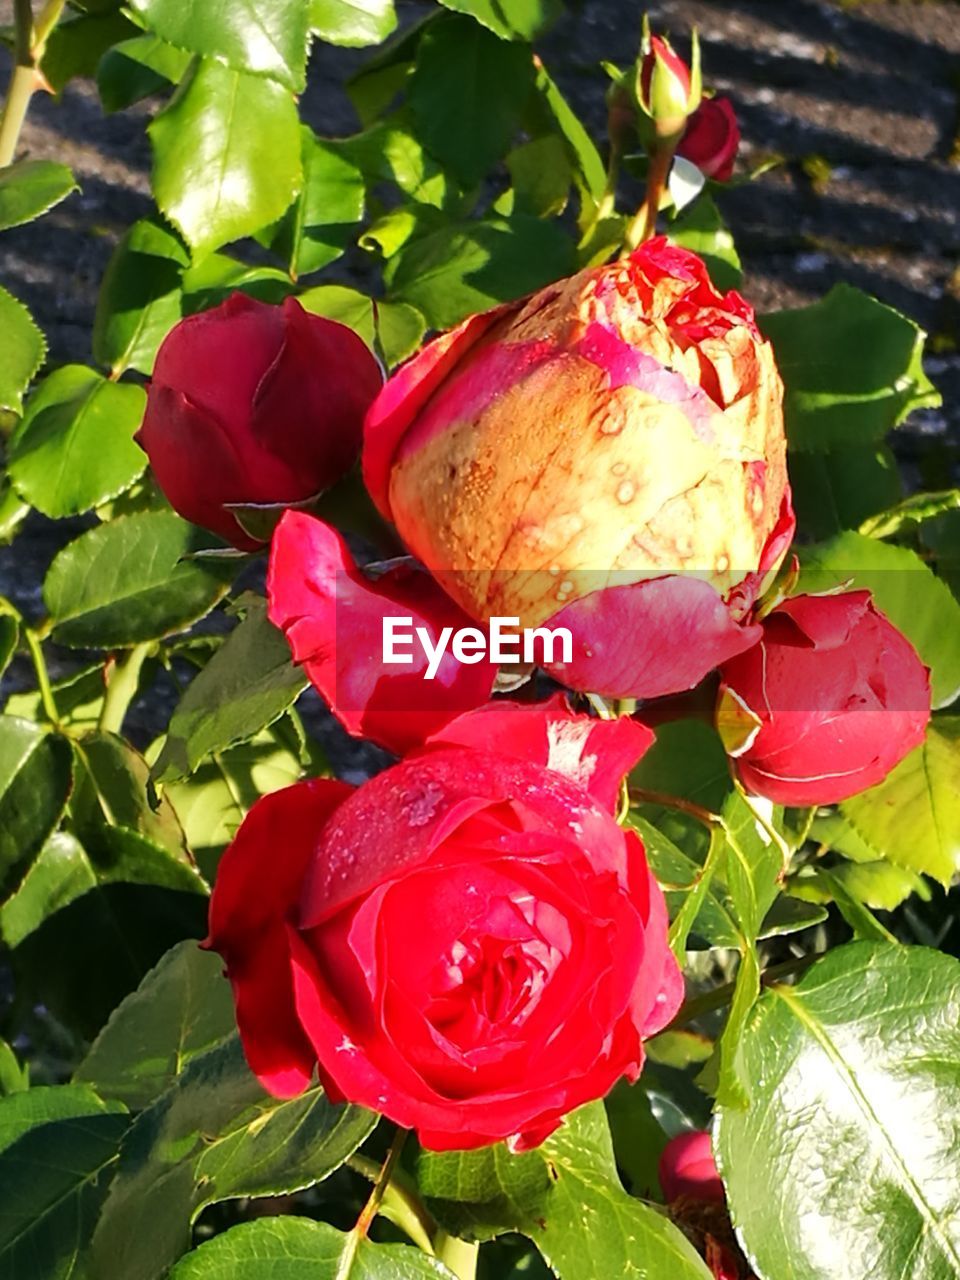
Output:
top-left (364, 238), bottom-right (791, 700)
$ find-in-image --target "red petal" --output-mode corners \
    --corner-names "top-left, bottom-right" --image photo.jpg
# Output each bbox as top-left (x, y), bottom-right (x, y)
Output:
top-left (206, 777), bottom-right (352, 1096)
top-left (267, 511), bottom-right (496, 754)
top-left (544, 575), bottom-right (761, 699)
top-left (425, 693), bottom-right (653, 812)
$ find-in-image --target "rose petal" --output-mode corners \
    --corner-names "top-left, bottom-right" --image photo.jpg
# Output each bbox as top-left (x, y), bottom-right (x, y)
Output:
top-left (544, 575), bottom-right (761, 699)
top-left (425, 693), bottom-right (653, 812)
top-left (206, 777), bottom-right (352, 1096)
top-left (267, 510), bottom-right (496, 754)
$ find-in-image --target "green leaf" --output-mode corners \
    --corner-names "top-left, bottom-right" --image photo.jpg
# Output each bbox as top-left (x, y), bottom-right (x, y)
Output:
top-left (130, 0), bottom-right (310, 89)
top-left (408, 15), bottom-right (535, 187)
top-left (266, 128), bottom-right (365, 278)
top-left (170, 1217), bottom-right (455, 1278)
top-left (499, 135), bottom-right (571, 219)
top-left (716, 942), bottom-right (960, 1280)
top-left (0, 1039), bottom-right (28, 1095)
top-left (0, 717), bottom-right (72, 886)
top-left (760, 283), bottom-right (941, 452)
top-left (669, 194), bottom-right (742, 291)
top-left (0, 480), bottom-right (29, 544)
top-left (0, 1089), bottom-right (129, 1280)
top-left (5, 665), bottom-right (105, 731)
top-left (299, 284), bottom-right (425, 367)
top-left (0, 286), bottom-right (45, 413)
top-left (386, 215), bottom-right (575, 330)
top-left (43, 512), bottom-right (236, 648)
top-left (630, 719), bottom-right (733, 813)
top-left (436, 0), bottom-right (562, 41)
top-left (94, 217), bottom-right (187, 376)
top-left (41, 9), bottom-right (138, 94)
top-left (799, 530), bottom-right (960, 707)
top-left (632, 814), bottom-right (740, 950)
top-left (921, 509), bottom-right (960, 600)
top-left (345, 18), bottom-right (428, 123)
top-left (0, 158), bottom-right (77, 231)
top-left (97, 33), bottom-right (192, 112)
top-left (343, 118), bottom-right (453, 208)
top-left (527, 64), bottom-right (606, 211)
top-left (91, 1037), bottom-right (376, 1280)
top-left (75, 940), bottom-right (235, 1109)
top-left (419, 1102), bottom-right (711, 1278)
top-left (8, 365), bottom-right (147, 516)
top-left (150, 57), bottom-right (302, 260)
top-left (789, 444), bottom-right (902, 540)
top-left (181, 254), bottom-right (293, 313)
top-left (860, 488), bottom-right (960, 540)
top-left (841, 718), bottom-right (960, 886)
top-left (153, 599), bottom-right (307, 781)
top-left (0, 614), bottom-right (16, 683)
top-left (310, 0), bottom-right (397, 47)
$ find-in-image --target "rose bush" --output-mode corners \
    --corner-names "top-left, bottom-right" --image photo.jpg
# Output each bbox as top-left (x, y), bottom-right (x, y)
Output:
top-left (136, 294), bottom-right (383, 549)
top-left (206, 697), bottom-right (681, 1150)
top-left (716, 591), bottom-right (931, 804)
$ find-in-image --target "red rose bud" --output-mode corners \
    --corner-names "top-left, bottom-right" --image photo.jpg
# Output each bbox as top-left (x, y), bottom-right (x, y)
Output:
top-left (638, 32), bottom-right (701, 134)
top-left (365, 237), bottom-right (792, 700)
top-left (660, 1131), bottom-right (725, 1205)
top-left (205, 696), bottom-right (683, 1151)
top-left (717, 591), bottom-right (931, 806)
top-left (678, 97), bottom-right (741, 181)
top-left (136, 294), bottom-right (383, 550)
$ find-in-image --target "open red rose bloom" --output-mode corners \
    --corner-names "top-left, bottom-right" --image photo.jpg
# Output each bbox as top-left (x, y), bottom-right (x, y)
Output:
top-left (206, 699), bottom-right (681, 1151)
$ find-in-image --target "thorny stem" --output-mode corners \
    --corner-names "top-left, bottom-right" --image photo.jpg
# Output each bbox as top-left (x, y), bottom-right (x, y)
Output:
top-left (354, 1127), bottom-right (410, 1240)
top-left (0, 0), bottom-right (68, 168)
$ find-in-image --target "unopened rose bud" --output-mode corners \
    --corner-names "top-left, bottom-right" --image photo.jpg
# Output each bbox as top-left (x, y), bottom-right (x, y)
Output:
top-left (717, 591), bottom-right (931, 805)
top-left (660, 1131), bottom-right (725, 1205)
top-left (637, 31), bottom-right (702, 137)
top-left (364, 237), bottom-right (792, 701)
top-left (678, 96), bottom-right (741, 181)
top-left (136, 294), bottom-right (383, 550)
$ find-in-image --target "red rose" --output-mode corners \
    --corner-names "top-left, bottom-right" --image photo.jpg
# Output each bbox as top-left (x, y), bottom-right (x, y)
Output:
top-left (206, 697), bottom-right (683, 1151)
top-left (136, 294), bottom-right (383, 550)
top-left (363, 238), bottom-right (793, 703)
top-left (638, 35), bottom-right (699, 129)
top-left (678, 97), bottom-right (740, 181)
top-left (717, 591), bottom-right (931, 805)
top-left (660, 1130), bottom-right (725, 1204)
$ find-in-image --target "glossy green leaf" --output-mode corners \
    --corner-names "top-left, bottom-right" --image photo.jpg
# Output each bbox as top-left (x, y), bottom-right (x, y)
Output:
top-left (789, 444), bottom-right (902, 540)
top-left (630, 719), bottom-right (733, 813)
top-left (130, 0), bottom-right (309, 89)
top-left (170, 1217), bottom-right (455, 1278)
top-left (43, 512), bottom-right (236, 648)
top-left (5, 665), bottom-right (105, 731)
top-left (436, 0), bottom-right (562, 40)
top-left (94, 217), bottom-right (187, 375)
top-left (42, 9), bottom-right (138, 93)
top-left (8, 366), bottom-right (147, 517)
top-left (409, 16), bottom-right (535, 187)
top-left (632, 814), bottom-right (739, 950)
top-left (527, 65), bottom-right (605, 210)
top-left (499, 135), bottom-right (571, 218)
top-left (267, 128), bottom-right (365, 278)
top-left (299, 284), bottom-right (425, 367)
top-left (799, 530), bottom-right (960, 707)
top-left (0, 1089), bottom-right (129, 1280)
top-left (0, 717), bottom-right (72, 885)
top-left (310, 0), bottom-right (397, 47)
top-left (343, 118), bottom-right (453, 207)
top-left (75, 940), bottom-right (235, 1108)
top-left (72, 732), bottom-right (191, 858)
top-left (0, 287), bottom-right (45, 415)
top-left (717, 942), bottom-right (960, 1280)
top-left (760, 284), bottom-right (940, 452)
top-left (153, 599), bottom-right (307, 781)
top-left (0, 158), bottom-right (77, 231)
top-left (841, 718), bottom-right (960, 886)
top-left (669, 194), bottom-right (742, 291)
top-left (150, 58), bottom-right (302, 259)
top-left (97, 33), bottom-right (192, 111)
top-left (386, 215), bottom-right (574, 330)
top-left (419, 1102), bottom-right (711, 1278)
top-left (181, 254), bottom-right (293, 313)
top-left (91, 1037), bottom-right (376, 1280)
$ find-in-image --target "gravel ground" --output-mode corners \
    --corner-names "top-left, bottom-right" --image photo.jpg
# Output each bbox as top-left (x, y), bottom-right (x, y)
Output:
top-left (0, 0), bottom-right (957, 753)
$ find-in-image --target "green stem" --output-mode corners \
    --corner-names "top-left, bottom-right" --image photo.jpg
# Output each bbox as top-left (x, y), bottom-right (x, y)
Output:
top-left (98, 643), bottom-right (152, 735)
top-left (346, 1153), bottom-right (437, 1256)
top-left (628, 787), bottom-right (719, 828)
top-left (24, 625), bottom-right (60, 728)
top-left (354, 1128), bottom-right (409, 1240)
top-left (667, 952), bottom-right (822, 1030)
top-left (0, 0), bottom-right (67, 168)
top-left (622, 140), bottom-right (674, 252)
top-left (434, 1232), bottom-right (480, 1280)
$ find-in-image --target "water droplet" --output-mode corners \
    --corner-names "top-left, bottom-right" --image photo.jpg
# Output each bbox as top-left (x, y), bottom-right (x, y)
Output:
top-left (616, 481), bottom-right (636, 504)
top-left (611, 461), bottom-right (628, 477)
